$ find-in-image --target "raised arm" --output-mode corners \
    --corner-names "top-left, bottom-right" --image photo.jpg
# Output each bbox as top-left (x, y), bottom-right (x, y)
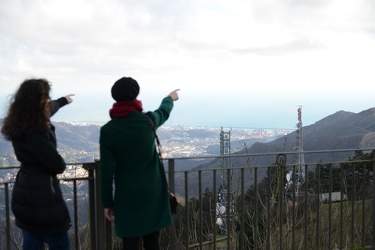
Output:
top-left (49, 94), bottom-right (74, 117)
top-left (168, 89), bottom-right (180, 101)
top-left (147, 89), bottom-right (180, 128)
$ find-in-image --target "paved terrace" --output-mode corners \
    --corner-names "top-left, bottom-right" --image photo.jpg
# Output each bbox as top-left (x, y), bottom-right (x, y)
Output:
top-left (1, 148), bottom-right (374, 249)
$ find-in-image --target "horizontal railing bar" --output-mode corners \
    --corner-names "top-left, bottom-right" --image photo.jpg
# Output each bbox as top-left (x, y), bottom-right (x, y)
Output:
top-left (0, 177), bottom-right (92, 185)
top-left (168, 159), bottom-right (374, 174)
top-left (0, 162), bottom-right (93, 171)
top-left (60, 177), bottom-right (92, 181)
top-left (1, 147), bottom-right (374, 172)
top-left (162, 148), bottom-right (375, 160)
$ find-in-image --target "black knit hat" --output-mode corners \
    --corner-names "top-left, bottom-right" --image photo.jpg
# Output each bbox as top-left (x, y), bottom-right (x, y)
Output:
top-left (111, 77), bottom-right (140, 102)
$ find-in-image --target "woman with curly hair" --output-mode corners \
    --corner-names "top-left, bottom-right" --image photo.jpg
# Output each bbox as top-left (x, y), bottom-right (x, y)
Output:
top-left (1, 78), bottom-right (74, 249)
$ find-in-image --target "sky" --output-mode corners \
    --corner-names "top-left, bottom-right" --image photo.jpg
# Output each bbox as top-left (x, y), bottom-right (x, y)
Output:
top-left (1, 0), bottom-right (375, 129)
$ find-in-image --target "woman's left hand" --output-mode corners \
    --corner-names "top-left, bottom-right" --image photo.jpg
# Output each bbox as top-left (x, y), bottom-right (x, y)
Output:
top-left (65, 94), bottom-right (75, 104)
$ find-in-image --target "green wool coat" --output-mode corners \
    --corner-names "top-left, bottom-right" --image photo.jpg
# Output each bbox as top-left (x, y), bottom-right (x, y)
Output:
top-left (99, 97), bottom-right (174, 237)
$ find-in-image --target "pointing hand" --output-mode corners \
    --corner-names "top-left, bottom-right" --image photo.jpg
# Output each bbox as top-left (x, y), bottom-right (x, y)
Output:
top-left (168, 89), bottom-right (180, 101)
top-left (65, 94), bottom-right (75, 104)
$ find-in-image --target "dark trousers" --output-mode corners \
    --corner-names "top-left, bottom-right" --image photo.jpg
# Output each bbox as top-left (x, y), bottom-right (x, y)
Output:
top-left (22, 230), bottom-right (70, 250)
top-left (122, 231), bottom-right (160, 250)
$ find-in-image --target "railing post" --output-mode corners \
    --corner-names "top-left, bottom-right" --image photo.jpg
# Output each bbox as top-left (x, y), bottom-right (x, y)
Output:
top-left (213, 169), bottom-right (217, 250)
top-left (226, 168), bottom-right (231, 248)
top-left (5, 183), bottom-right (11, 250)
top-left (185, 171), bottom-right (189, 249)
top-left (84, 160), bottom-right (111, 250)
top-left (73, 180), bottom-right (79, 250)
top-left (83, 162), bottom-right (97, 250)
top-left (279, 162), bottom-right (284, 250)
top-left (240, 168), bottom-right (244, 250)
top-left (267, 167), bottom-right (271, 250)
top-left (199, 170), bottom-right (203, 249)
top-left (254, 167), bottom-right (258, 250)
top-left (316, 164), bottom-right (321, 249)
top-left (373, 152), bottom-right (375, 248)
top-left (94, 159), bottom-right (108, 250)
top-left (168, 159), bottom-right (176, 249)
top-left (84, 161), bottom-right (108, 250)
top-left (276, 154), bottom-right (286, 250)
top-left (304, 164), bottom-right (308, 250)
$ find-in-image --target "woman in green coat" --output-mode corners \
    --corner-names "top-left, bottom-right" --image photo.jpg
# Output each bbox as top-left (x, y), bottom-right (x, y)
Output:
top-left (99, 76), bottom-right (180, 250)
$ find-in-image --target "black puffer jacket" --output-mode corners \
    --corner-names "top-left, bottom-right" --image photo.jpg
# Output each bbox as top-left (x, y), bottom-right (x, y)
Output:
top-left (11, 98), bottom-right (71, 235)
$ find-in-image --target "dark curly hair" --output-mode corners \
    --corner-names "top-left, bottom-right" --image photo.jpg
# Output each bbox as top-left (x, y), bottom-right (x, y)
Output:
top-left (1, 79), bottom-right (52, 140)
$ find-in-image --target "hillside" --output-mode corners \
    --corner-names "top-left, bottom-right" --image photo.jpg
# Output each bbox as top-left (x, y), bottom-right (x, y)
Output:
top-left (2, 107), bottom-right (375, 182)
top-left (231, 108), bottom-right (375, 164)
top-left (0, 120), bottom-right (101, 165)
top-left (0, 119), bottom-right (283, 167)
top-left (174, 108), bottom-right (375, 196)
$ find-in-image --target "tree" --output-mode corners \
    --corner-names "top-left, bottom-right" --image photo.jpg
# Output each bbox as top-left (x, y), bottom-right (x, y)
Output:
top-left (341, 150), bottom-right (374, 200)
top-left (315, 163), bottom-right (341, 193)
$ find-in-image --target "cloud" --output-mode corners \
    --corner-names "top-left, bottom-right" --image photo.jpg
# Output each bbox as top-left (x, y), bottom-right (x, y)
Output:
top-left (1, 0), bottom-right (375, 128)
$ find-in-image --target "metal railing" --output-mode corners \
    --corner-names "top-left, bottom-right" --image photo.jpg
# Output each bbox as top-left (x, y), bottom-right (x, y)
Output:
top-left (1, 148), bottom-right (375, 249)
top-left (0, 162), bottom-right (102, 250)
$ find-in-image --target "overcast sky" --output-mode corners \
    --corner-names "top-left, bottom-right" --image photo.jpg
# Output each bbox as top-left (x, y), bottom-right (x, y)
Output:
top-left (1, 0), bottom-right (374, 129)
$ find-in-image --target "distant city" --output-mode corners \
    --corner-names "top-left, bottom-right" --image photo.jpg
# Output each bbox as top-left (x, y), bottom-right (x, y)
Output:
top-left (0, 124), bottom-right (294, 184)
top-left (159, 125), bottom-right (293, 158)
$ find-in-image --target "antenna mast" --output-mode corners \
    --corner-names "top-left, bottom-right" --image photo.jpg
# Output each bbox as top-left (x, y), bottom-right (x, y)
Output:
top-left (295, 106), bottom-right (306, 196)
top-left (220, 127), bottom-right (231, 187)
top-left (217, 127), bottom-right (233, 234)
top-left (286, 106), bottom-right (306, 199)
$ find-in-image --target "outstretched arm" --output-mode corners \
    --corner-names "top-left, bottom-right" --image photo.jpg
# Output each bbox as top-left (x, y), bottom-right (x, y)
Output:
top-left (49, 94), bottom-right (75, 117)
top-left (147, 89), bottom-right (180, 128)
top-left (64, 94), bottom-right (74, 104)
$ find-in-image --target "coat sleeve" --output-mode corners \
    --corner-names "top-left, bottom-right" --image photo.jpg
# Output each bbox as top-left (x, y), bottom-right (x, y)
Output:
top-left (16, 133), bottom-right (66, 174)
top-left (99, 126), bottom-right (115, 208)
top-left (146, 96), bottom-right (174, 129)
top-left (49, 97), bottom-right (68, 117)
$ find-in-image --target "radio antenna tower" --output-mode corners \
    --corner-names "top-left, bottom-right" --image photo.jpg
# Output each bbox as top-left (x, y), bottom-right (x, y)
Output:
top-left (216, 127), bottom-right (233, 234)
top-left (286, 106), bottom-right (306, 199)
top-left (220, 127), bottom-right (231, 187)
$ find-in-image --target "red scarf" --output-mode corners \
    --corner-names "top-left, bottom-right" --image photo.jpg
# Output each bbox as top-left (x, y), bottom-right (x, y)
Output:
top-left (109, 99), bottom-right (143, 118)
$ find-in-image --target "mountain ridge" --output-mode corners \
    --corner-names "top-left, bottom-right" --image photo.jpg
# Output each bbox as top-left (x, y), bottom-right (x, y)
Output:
top-left (1, 108), bottom-right (375, 167)
top-left (173, 108), bottom-right (375, 195)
